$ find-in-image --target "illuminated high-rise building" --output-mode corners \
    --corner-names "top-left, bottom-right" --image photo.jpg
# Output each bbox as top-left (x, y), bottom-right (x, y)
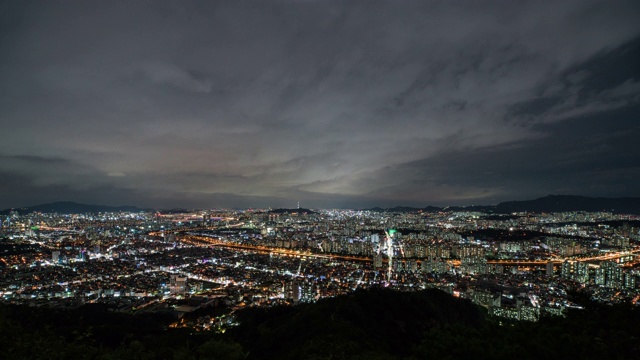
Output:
top-left (546, 262), bottom-right (554, 277)
top-left (170, 274), bottom-right (188, 295)
top-left (596, 261), bottom-right (623, 288)
top-left (624, 273), bottom-right (636, 289)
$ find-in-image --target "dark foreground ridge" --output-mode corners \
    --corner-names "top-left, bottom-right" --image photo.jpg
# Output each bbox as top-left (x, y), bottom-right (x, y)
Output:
top-left (1, 288), bottom-right (639, 359)
top-left (231, 288), bottom-right (485, 359)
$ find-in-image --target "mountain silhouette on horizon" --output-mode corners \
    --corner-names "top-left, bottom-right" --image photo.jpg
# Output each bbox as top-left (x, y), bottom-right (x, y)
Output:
top-left (3, 195), bottom-right (640, 215)
top-left (368, 195), bottom-right (640, 214)
top-left (0, 201), bottom-right (147, 215)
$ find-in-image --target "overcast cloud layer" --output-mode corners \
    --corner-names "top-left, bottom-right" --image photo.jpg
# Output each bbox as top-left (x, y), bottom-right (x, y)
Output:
top-left (1, 0), bottom-right (640, 209)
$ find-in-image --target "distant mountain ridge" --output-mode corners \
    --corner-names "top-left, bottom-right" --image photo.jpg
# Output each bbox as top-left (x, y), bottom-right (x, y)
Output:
top-left (494, 195), bottom-right (640, 214)
top-left (268, 208), bottom-right (316, 214)
top-left (368, 195), bottom-right (640, 215)
top-left (3, 195), bottom-right (640, 216)
top-left (0, 201), bottom-right (147, 215)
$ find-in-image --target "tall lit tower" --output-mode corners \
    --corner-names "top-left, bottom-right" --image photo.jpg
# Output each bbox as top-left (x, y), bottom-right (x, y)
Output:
top-left (385, 229), bottom-right (397, 281)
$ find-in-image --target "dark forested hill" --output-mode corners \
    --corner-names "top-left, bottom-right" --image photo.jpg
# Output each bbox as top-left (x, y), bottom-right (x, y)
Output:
top-left (0, 288), bottom-right (486, 359)
top-left (1, 288), bottom-right (640, 359)
top-left (231, 288), bottom-right (486, 359)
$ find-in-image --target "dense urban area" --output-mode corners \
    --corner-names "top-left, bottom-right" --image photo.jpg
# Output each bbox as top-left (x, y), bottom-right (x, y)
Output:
top-left (2, 207), bottom-right (639, 331)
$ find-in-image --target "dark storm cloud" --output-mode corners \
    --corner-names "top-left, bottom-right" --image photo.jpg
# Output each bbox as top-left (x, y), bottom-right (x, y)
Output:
top-left (1, 0), bottom-right (639, 209)
top-left (362, 103), bottom-right (640, 206)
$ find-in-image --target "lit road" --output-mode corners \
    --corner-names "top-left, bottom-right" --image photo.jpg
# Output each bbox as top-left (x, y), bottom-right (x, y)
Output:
top-left (578, 249), bottom-right (640, 262)
top-left (159, 230), bottom-right (639, 268)
top-left (181, 235), bottom-right (373, 263)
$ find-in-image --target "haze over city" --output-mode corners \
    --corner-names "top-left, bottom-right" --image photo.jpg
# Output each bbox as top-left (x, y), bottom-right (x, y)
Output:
top-left (1, 0), bottom-right (639, 210)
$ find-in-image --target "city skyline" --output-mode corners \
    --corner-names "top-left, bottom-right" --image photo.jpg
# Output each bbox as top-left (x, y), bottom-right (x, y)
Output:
top-left (2, 1), bottom-right (640, 209)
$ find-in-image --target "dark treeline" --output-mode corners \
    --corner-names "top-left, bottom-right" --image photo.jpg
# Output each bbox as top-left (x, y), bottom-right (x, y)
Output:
top-left (1, 288), bottom-right (639, 359)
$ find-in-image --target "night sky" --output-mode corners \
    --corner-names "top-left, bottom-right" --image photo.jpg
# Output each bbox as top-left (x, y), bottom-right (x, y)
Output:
top-left (1, 1), bottom-right (639, 209)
